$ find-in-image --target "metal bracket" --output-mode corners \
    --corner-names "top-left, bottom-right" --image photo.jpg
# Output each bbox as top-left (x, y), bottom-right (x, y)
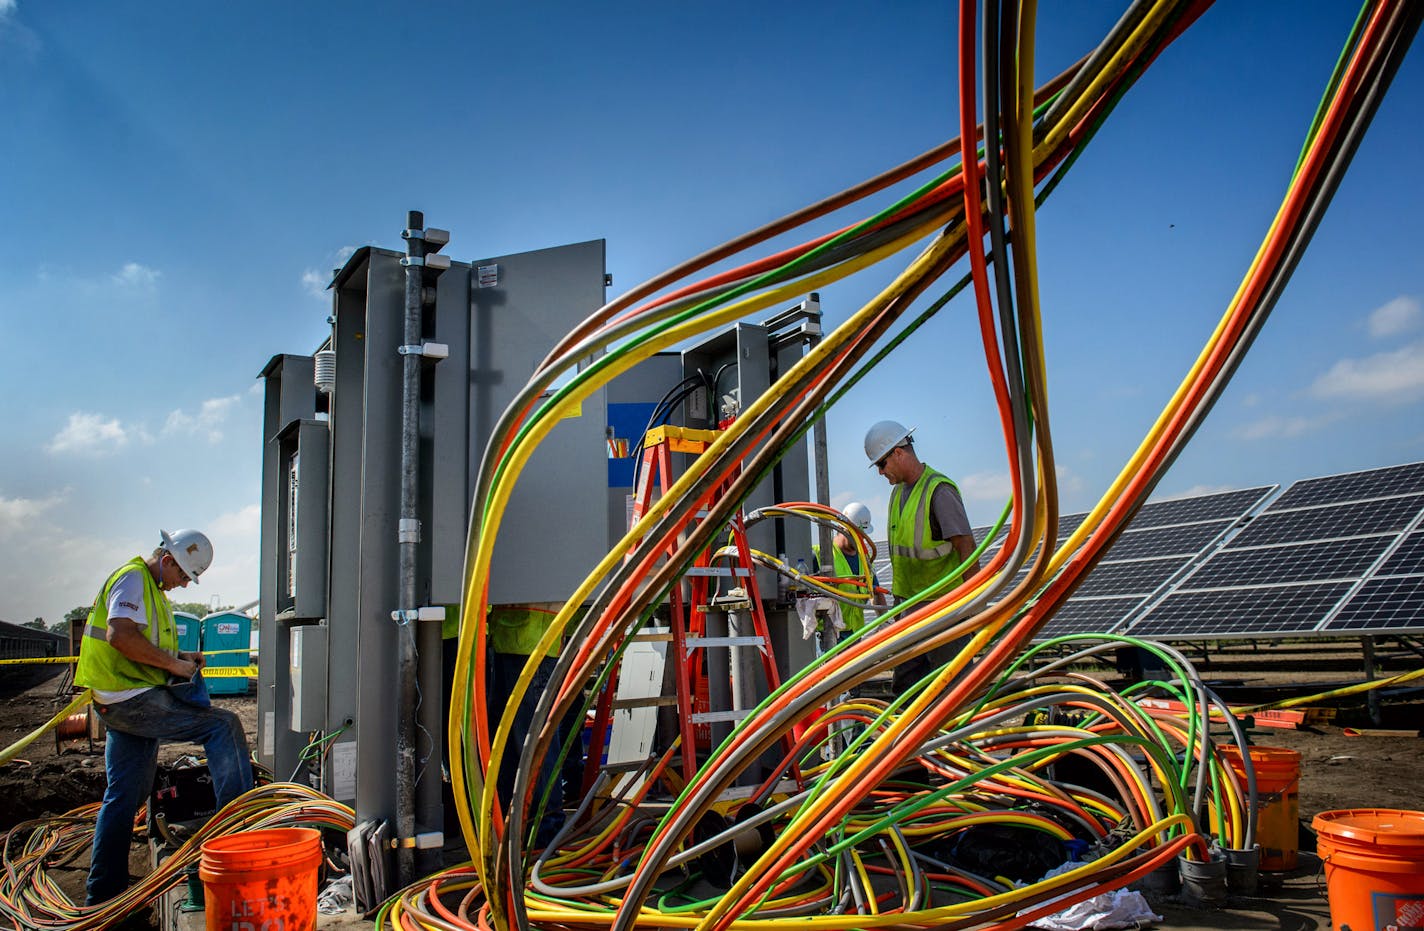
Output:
top-left (390, 831), bottom-right (444, 850)
top-left (400, 254), bottom-right (452, 270)
top-left (397, 341), bottom-right (449, 360)
top-left (402, 227), bottom-right (450, 248)
top-left (398, 517), bottom-right (420, 543)
top-left (391, 606), bottom-right (445, 626)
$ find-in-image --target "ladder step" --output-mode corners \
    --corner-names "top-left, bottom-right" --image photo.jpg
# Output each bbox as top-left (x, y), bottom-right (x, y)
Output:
top-left (612, 696), bottom-right (680, 711)
top-left (686, 636), bottom-right (765, 649)
top-left (691, 709), bottom-right (751, 725)
top-left (684, 567), bottom-right (751, 577)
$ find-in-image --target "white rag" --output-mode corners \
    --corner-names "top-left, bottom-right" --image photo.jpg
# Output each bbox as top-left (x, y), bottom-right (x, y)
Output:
top-left (1022, 861), bottom-right (1162, 931)
top-left (794, 597), bottom-right (843, 640)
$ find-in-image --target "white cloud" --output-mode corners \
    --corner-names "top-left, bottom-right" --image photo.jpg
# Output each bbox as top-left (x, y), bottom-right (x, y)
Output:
top-left (1234, 413), bottom-right (1336, 440)
top-left (958, 470), bottom-right (1014, 506)
top-left (0, 0), bottom-right (16, 19)
top-left (112, 262), bottom-right (161, 290)
top-left (46, 412), bottom-right (134, 456)
top-left (1309, 340), bottom-right (1424, 404)
top-left (301, 269), bottom-right (329, 299)
top-left (194, 505), bottom-right (261, 610)
top-left (1367, 296), bottom-right (1421, 338)
top-left (0, 490), bottom-right (65, 539)
top-left (0, 527), bottom-right (139, 624)
top-left (162, 393), bottom-right (243, 444)
top-left (303, 247), bottom-right (358, 299)
top-left (209, 503), bottom-right (259, 537)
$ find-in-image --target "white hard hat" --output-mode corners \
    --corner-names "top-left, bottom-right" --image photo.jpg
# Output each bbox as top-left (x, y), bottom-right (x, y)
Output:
top-left (864, 420), bottom-right (914, 466)
top-left (161, 529), bottom-right (213, 584)
top-left (843, 501), bottom-right (874, 535)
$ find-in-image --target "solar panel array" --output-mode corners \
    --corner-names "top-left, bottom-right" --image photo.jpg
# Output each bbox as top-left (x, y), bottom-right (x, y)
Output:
top-left (858, 461), bottom-right (1424, 640)
top-left (1038, 487), bottom-right (1275, 638)
top-left (1124, 462), bottom-right (1424, 638)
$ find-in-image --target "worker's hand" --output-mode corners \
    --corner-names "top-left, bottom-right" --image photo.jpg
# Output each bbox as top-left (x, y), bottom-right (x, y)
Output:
top-left (171, 657), bottom-right (200, 679)
top-left (179, 650), bottom-right (207, 670)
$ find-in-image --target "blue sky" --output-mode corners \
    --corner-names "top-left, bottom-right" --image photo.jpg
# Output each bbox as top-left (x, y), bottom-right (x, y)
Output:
top-left (1, 2), bottom-right (1420, 626)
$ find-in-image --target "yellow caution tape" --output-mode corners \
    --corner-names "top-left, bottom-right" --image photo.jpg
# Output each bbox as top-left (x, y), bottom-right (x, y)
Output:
top-left (0, 648), bottom-right (257, 666)
top-left (0, 689), bottom-right (93, 766)
top-left (203, 665), bottom-right (258, 678)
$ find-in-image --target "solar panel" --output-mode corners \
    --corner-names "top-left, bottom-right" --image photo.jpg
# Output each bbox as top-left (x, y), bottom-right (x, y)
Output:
top-left (1125, 462), bottom-right (1424, 639)
top-left (1270, 461), bottom-right (1424, 509)
top-left (1227, 494), bottom-right (1424, 548)
top-left (1103, 519), bottom-right (1241, 560)
top-left (1040, 596), bottom-right (1144, 636)
top-left (1129, 486), bottom-right (1282, 529)
top-left (1072, 557), bottom-right (1192, 597)
top-left (859, 467), bottom-right (1424, 640)
top-left (1372, 530), bottom-right (1424, 576)
top-left (1034, 486), bottom-right (1275, 638)
top-left (1185, 537), bottom-right (1393, 589)
top-left (1126, 583), bottom-right (1355, 638)
top-left (1326, 577), bottom-right (1424, 632)
top-left (1322, 528), bottom-right (1424, 634)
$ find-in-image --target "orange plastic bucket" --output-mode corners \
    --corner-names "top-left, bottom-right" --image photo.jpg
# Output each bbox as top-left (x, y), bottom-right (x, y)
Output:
top-left (1219, 744), bottom-right (1301, 871)
top-left (199, 827), bottom-right (323, 931)
top-left (1314, 809), bottom-right (1424, 931)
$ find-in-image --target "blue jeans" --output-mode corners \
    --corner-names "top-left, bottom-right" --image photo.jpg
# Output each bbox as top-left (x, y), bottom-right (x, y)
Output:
top-left (86, 686), bottom-right (253, 904)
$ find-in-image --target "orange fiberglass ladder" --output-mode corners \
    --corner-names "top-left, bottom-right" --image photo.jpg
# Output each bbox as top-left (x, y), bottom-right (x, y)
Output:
top-left (585, 425), bottom-right (797, 790)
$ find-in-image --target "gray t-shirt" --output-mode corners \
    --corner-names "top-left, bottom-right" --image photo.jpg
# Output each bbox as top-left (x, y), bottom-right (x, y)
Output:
top-left (928, 481), bottom-right (972, 542)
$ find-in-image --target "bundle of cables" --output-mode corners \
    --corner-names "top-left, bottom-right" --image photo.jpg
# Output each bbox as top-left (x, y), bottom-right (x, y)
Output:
top-left (0, 783), bottom-right (354, 930)
top-left (406, 1), bottom-right (1422, 930)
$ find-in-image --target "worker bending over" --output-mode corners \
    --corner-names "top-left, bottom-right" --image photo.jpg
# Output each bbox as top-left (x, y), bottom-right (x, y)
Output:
top-left (76, 529), bottom-right (253, 905)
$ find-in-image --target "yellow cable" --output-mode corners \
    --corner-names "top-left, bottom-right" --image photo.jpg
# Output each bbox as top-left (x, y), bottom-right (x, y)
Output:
top-left (0, 688), bottom-right (92, 766)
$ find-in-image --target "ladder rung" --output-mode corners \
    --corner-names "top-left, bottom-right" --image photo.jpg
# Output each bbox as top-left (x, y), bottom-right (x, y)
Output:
top-left (630, 632), bottom-right (673, 642)
top-left (612, 696), bottom-right (679, 710)
top-left (691, 709), bottom-right (750, 725)
top-left (686, 636), bottom-right (765, 649)
top-left (684, 567), bottom-right (750, 577)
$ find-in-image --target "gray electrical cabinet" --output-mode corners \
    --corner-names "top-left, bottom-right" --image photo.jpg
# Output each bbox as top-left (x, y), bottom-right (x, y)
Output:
top-left (258, 233), bottom-right (610, 835)
top-left (257, 220), bottom-right (826, 866)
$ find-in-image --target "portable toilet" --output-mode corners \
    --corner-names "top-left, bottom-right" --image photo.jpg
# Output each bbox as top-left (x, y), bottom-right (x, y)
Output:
top-left (173, 611), bottom-right (202, 655)
top-left (201, 611), bottom-right (252, 696)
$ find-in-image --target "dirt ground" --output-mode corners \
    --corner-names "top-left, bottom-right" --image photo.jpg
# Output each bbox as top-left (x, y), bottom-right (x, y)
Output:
top-left (1, 640), bottom-right (1420, 929)
top-left (0, 649), bottom-right (1418, 831)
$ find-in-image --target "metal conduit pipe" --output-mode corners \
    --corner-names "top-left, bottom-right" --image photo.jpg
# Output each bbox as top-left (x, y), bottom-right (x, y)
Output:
top-left (395, 208), bottom-right (426, 886)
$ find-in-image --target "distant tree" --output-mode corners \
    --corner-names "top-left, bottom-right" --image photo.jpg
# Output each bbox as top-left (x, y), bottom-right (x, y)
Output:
top-left (65, 605), bottom-right (90, 623)
top-left (23, 617), bottom-right (46, 630)
top-left (47, 620), bottom-right (67, 636)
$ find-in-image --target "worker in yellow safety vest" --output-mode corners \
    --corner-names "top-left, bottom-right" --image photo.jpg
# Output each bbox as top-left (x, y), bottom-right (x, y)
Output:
top-left (865, 421), bottom-right (981, 693)
top-left (75, 529), bottom-right (253, 905)
top-left (811, 501), bottom-right (883, 638)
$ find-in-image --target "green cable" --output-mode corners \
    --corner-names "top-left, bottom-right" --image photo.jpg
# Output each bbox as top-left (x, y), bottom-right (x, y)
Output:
top-left (1295, 1), bottom-right (1372, 177)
